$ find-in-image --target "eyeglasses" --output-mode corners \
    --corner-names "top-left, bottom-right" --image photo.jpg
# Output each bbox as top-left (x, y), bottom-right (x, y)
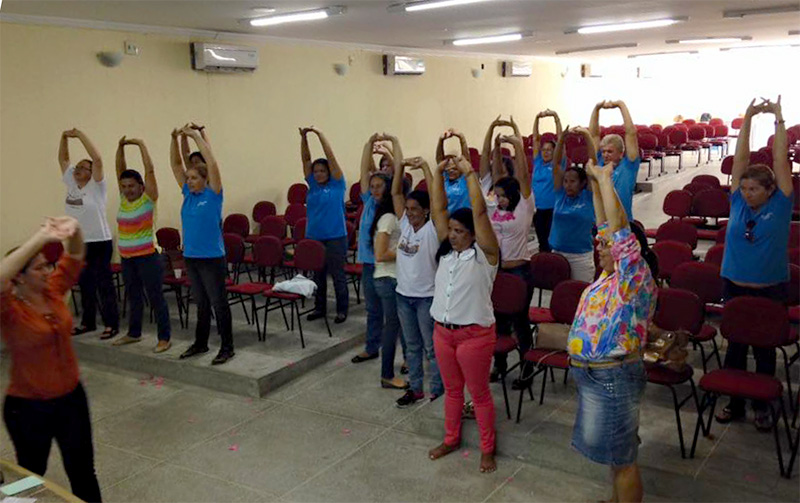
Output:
top-left (744, 219), bottom-right (756, 242)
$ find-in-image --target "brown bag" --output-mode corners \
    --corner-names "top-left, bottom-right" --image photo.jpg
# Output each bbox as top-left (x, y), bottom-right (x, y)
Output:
top-left (534, 323), bottom-right (571, 350)
top-left (643, 328), bottom-right (690, 372)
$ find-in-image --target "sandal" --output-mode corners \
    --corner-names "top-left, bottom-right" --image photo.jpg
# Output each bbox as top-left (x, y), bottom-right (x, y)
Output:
top-left (754, 409), bottom-right (774, 432)
top-left (462, 401), bottom-right (475, 420)
top-left (100, 328), bottom-right (119, 340)
top-left (715, 406), bottom-right (745, 424)
top-left (71, 325), bottom-right (95, 336)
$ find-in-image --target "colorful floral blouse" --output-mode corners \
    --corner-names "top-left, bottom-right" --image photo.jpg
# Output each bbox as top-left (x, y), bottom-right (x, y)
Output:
top-left (567, 225), bottom-right (656, 362)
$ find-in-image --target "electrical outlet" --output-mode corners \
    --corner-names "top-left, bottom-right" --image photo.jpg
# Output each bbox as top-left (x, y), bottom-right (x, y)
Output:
top-left (124, 41), bottom-right (140, 56)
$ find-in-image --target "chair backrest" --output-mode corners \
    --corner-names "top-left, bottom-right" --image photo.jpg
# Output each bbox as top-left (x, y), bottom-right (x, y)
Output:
top-left (292, 217), bottom-right (307, 241)
top-left (294, 239), bottom-right (326, 271)
top-left (252, 201), bottom-right (277, 223)
top-left (156, 227), bottom-right (181, 251)
top-left (223, 213), bottom-right (250, 238)
top-left (709, 118), bottom-right (724, 126)
top-left (715, 225), bottom-right (727, 244)
top-left (655, 220), bottom-right (698, 249)
top-left (469, 147), bottom-right (481, 171)
top-left (687, 125), bottom-right (706, 141)
top-left (348, 182), bottom-right (362, 205)
top-left (691, 189), bottom-right (730, 219)
top-left (662, 190), bottom-right (692, 218)
top-left (653, 287), bottom-right (704, 335)
top-left (346, 221), bottom-right (357, 248)
top-left (287, 183), bottom-right (309, 205)
top-left (252, 236), bottom-right (284, 268)
top-left (789, 264), bottom-right (800, 306)
top-left (652, 240), bottom-right (694, 280)
top-left (540, 132), bottom-right (558, 146)
top-left (682, 182), bottom-right (708, 195)
top-left (638, 133), bottom-right (658, 150)
top-left (530, 252), bottom-right (571, 291)
top-left (721, 297), bottom-right (789, 348)
top-left (223, 233), bottom-right (245, 264)
top-left (566, 145), bottom-right (589, 165)
top-left (414, 179), bottom-right (428, 192)
top-left (750, 150), bottom-right (772, 168)
top-left (284, 203), bottom-right (307, 227)
top-left (550, 280), bottom-right (590, 324)
top-left (720, 156), bottom-right (734, 175)
top-left (790, 222), bottom-right (800, 249)
top-left (670, 262), bottom-right (724, 305)
top-left (668, 129), bottom-right (688, 146)
top-left (790, 247), bottom-right (800, 267)
top-left (259, 216), bottom-right (287, 239)
top-left (704, 244), bottom-right (725, 265)
top-left (692, 174), bottom-right (721, 188)
top-left (657, 132), bottom-right (672, 150)
top-left (682, 119), bottom-right (696, 126)
top-left (731, 118), bottom-right (743, 130)
top-left (650, 124), bottom-right (663, 133)
top-left (701, 124), bottom-right (715, 138)
top-left (713, 124), bottom-right (729, 138)
top-left (42, 241), bottom-right (64, 264)
top-left (491, 272), bottom-right (529, 315)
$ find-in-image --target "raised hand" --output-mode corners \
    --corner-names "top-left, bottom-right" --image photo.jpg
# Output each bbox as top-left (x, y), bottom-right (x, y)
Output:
top-left (119, 135), bottom-right (127, 146)
top-left (586, 158), bottom-right (611, 181)
top-left (760, 95), bottom-right (782, 116)
top-left (435, 157), bottom-right (453, 175)
top-left (403, 157), bottom-right (429, 172)
top-left (455, 156), bottom-right (473, 176)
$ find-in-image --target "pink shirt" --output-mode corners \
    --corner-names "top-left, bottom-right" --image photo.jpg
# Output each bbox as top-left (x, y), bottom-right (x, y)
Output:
top-left (490, 194), bottom-right (535, 262)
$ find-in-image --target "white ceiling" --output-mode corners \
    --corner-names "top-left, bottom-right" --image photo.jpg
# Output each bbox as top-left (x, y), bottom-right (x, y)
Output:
top-left (2, 0), bottom-right (798, 57)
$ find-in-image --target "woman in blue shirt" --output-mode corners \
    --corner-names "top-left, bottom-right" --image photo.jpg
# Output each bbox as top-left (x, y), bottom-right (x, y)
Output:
top-left (531, 109), bottom-right (563, 253)
top-left (300, 127), bottom-right (349, 324)
top-left (717, 97), bottom-right (793, 431)
top-left (169, 125), bottom-right (233, 365)
top-left (436, 129), bottom-right (474, 214)
top-left (550, 127), bottom-right (596, 282)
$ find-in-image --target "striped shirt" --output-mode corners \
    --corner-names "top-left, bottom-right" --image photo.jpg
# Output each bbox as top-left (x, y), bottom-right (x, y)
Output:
top-left (118, 193), bottom-right (156, 258)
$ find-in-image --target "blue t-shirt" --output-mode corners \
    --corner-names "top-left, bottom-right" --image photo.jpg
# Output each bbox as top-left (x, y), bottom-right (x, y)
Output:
top-left (357, 192), bottom-right (378, 264)
top-left (532, 153), bottom-right (566, 210)
top-left (722, 189), bottom-right (792, 285)
top-left (445, 175), bottom-right (471, 214)
top-left (550, 187), bottom-right (595, 254)
top-left (181, 184), bottom-right (225, 259)
top-left (598, 153), bottom-right (640, 221)
top-left (305, 173), bottom-right (347, 241)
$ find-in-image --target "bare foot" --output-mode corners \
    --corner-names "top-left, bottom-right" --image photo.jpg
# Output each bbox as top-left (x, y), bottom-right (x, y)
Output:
top-left (480, 452), bottom-right (496, 473)
top-left (428, 442), bottom-right (460, 460)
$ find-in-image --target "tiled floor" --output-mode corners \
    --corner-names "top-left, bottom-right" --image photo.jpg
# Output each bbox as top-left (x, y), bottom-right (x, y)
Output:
top-left (2, 154), bottom-right (799, 502)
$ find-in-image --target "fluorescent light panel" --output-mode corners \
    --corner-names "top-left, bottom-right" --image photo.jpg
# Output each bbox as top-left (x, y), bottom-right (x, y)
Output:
top-left (628, 50), bottom-right (698, 58)
top-left (676, 37), bottom-right (749, 44)
top-left (720, 43), bottom-right (800, 51)
top-left (555, 43), bottom-right (637, 55)
top-left (403, 0), bottom-right (491, 12)
top-left (453, 33), bottom-right (523, 46)
top-left (576, 17), bottom-right (686, 35)
top-left (250, 6), bottom-right (344, 27)
top-left (723, 4), bottom-right (800, 18)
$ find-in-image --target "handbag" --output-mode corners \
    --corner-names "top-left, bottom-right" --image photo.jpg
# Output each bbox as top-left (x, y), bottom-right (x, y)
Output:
top-left (643, 327), bottom-right (690, 372)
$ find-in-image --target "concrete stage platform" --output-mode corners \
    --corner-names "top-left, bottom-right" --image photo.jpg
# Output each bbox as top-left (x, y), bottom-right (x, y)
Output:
top-left (71, 296), bottom-right (366, 398)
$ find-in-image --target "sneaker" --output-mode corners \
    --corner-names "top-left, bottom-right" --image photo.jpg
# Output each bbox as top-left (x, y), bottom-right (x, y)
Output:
top-left (396, 390), bottom-right (425, 408)
top-left (112, 335), bottom-right (141, 346)
top-left (212, 350), bottom-right (235, 365)
top-left (154, 341), bottom-right (172, 353)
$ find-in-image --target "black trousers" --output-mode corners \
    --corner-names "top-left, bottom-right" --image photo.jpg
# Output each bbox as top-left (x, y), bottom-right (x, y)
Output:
top-left (533, 209), bottom-right (554, 253)
top-left (79, 240), bottom-right (119, 330)
top-left (494, 263), bottom-right (536, 376)
top-left (185, 257), bottom-right (233, 352)
top-left (3, 383), bottom-right (102, 503)
top-left (722, 279), bottom-right (788, 413)
top-left (313, 236), bottom-right (349, 316)
top-left (122, 253), bottom-right (171, 340)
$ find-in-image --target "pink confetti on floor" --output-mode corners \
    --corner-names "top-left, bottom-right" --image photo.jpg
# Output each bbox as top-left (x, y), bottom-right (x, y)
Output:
top-left (461, 450), bottom-right (470, 458)
top-left (139, 380), bottom-right (147, 386)
top-left (744, 474), bottom-right (758, 483)
top-left (228, 444), bottom-right (239, 452)
top-left (506, 477), bottom-right (514, 483)
top-left (342, 428), bottom-right (351, 435)
top-left (286, 361), bottom-right (295, 367)
top-left (187, 417), bottom-right (197, 424)
top-left (245, 398), bottom-right (254, 404)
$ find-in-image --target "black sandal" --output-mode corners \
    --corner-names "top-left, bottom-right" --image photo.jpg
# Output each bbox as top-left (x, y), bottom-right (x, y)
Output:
top-left (715, 406), bottom-right (745, 424)
top-left (71, 325), bottom-right (94, 336)
top-left (100, 328), bottom-right (119, 340)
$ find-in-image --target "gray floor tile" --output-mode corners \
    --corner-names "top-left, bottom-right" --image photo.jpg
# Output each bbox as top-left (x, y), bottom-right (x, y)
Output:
top-left (484, 464), bottom-right (606, 502)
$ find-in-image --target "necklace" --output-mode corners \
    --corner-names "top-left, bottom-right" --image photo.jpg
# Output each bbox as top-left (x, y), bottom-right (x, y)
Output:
top-left (14, 288), bottom-right (55, 320)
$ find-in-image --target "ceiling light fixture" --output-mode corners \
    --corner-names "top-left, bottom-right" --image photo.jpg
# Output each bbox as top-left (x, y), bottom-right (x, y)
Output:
top-left (790, 30), bottom-right (800, 36)
top-left (720, 43), bottom-right (800, 51)
top-left (668, 36), bottom-right (751, 44)
top-left (249, 6), bottom-right (345, 27)
top-left (723, 4), bottom-right (800, 18)
top-left (451, 32), bottom-right (525, 46)
top-left (628, 50), bottom-right (698, 58)
top-left (555, 43), bottom-right (637, 55)
top-left (389, 0), bottom-right (491, 13)
top-left (574, 17), bottom-right (687, 35)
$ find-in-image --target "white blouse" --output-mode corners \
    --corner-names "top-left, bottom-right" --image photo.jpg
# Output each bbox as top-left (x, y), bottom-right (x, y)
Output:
top-left (430, 244), bottom-right (498, 327)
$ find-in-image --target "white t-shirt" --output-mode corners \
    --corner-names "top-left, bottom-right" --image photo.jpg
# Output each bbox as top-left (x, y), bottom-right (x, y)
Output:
top-left (396, 215), bottom-right (439, 298)
top-left (374, 213), bottom-right (400, 279)
top-left (63, 166), bottom-right (111, 243)
top-left (430, 244), bottom-right (498, 327)
top-left (489, 194), bottom-right (535, 262)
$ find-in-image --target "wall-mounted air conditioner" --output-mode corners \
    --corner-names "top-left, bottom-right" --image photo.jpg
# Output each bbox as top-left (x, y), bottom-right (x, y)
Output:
top-left (383, 55), bottom-right (425, 76)
top-left (502, 61), bottom-right (532, 77)
top-left (580, 63), bottom-right (602, 78)
top-left (191, 43), bottom-right (258, 73)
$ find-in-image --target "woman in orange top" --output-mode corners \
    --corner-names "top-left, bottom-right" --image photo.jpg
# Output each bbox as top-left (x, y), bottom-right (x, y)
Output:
top-left (1, 216), bottom-right (102, 503)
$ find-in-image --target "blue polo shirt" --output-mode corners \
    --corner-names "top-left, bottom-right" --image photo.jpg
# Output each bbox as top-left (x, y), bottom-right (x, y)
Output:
top-left (722, 189), bottom-right (792, 285)
top-left (550, 187), bottom-right (595, 254)
top-left (357, 192), bottom-right (378, 264)
top-left (305, 174), bottom-right (347, 241)
top-left (532, 153), bottom-right (566, 210)
top-left (445, 174), bottom-right (471, 214)
top-left (181, 184), bottom-right (225, 258)
top-left (598, 152), bottom-right (640, 221)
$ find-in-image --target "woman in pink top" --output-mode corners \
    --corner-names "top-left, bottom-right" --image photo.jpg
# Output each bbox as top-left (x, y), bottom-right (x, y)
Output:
top-left (488, 133), bottom-right (536, 389)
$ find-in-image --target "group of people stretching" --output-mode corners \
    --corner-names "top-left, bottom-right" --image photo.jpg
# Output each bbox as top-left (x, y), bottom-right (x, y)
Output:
top-left (0, 96), bottom-right (794, 503)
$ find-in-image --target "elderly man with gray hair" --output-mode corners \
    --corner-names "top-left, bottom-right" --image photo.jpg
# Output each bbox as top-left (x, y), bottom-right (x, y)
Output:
top-left (589, 100), bottom-right (641, 221)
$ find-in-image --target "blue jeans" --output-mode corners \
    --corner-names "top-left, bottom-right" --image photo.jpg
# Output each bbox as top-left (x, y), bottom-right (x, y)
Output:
top-left (397, 293), bottom-right (443, 396)
top-left (122, 253), bottom-right (171, 341)
top-left (362, 263), bottom-right (382, 356)
top-left (374, 276), bottom-right (403, 380)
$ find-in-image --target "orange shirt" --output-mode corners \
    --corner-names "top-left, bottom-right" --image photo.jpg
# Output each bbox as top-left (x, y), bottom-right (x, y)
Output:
top-left (1, 256), bottom-right (82, 399)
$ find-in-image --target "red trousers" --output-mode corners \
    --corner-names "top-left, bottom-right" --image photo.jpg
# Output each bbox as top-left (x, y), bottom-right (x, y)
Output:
top-left (433, 323), bottom-right (496, 454)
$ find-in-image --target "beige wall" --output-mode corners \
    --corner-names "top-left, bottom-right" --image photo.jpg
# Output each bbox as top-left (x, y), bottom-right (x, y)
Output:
top-left (0, 21), bottom-right (568, 252)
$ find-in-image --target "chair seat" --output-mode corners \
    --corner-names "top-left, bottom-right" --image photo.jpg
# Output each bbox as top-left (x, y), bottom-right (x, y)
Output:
top-left (243, 254), bottom-right (255, 264)
top-left (110, 263), bottom-right (122, 273)
top-left (244, 235), bottom-right (260, 244)
top-left (263, 288), bottom-right (302, 301)
top-left (697, 229), bottom-right (718, 241)
top-left (344, 263), bottom-right (363, 276)
top-left (789, 305), bottom-right (799, 324)
top-left (681, 144), bottom-right (700, 151)
top-left (494, 335), bottom-right (518, 354)
top-left (699, 369), bottom-right (783, 402)
top-left (528, 307), bottom-right (555, 324)
top-left (283, 238), bottom-right (296, 246)
top-left (692, 324), bottom-right (717, 342)
top-left (784, 326), bottom-right (799, 346)
top-left (705, 304), bottom-right (724, 316)
top-left (283, 259), bottom-right (295, 268)
top-left (645, 228), bottom-right (658, 239)
top-left (683, 217), bottom-right (706, 226)
top-left (523, 348), bottom-right (570, 368)
top-left (227, 282), bottom-right (271, 295)
top-left (645, 362), bottom-right (694, 385)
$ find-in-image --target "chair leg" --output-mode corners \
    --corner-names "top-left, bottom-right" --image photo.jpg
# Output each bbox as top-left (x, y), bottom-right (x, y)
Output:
top-left (691, 392), bottom-right (716, 458)
top-left (668, 384), bottom-right (687, 459)
top-left (500, 374), bottom-right (511, 420)
top-left (295, 302), bottom-right (305, 348)
top-left (694, 340), bottom-right (709, 374)
top-left (539, 367), bottom-right (548, 405)
top-left (769, 402), bottom-right (787, 478)
top-left (780, 347), bottom-right (795, 413)
top-left (516, 368), bottom-right (537, 423)
top-left (323, 314), bottom-right (333, 338)
top-left (711, 338), bottom-right (722, 369)
top-left (240, 294), bottom-right (251, 324)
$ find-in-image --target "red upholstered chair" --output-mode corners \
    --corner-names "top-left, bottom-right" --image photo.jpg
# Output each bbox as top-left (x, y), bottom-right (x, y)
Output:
top-left (650, 124), bottom-right (663, 133)
top-left (414, 178), bottom-right (428, 192)
top-left (469, 147), bottom-right (481, 172)
top-left (655, 220), bottom-right (698, 250)
top-left (658, 131), bottom-right (684, 171)
top-left (704, 244), bottom-right (725, 266)
top-left (344, 221), bottom-right (362, 302)
top-left (679, 128), bottom-right (703, 166)
top-left (638, 133), bottom-right (663, 179)
top-left (649, 287), bottom-right (704, 457)
top-left (691, 189), bottom-right (730, 228)
top-left (682, 119), bottom-right (696, 126)
top-left (223, 213), bottom-right (250, 239)
top-left (345, 183), bottom-right (362, 221)
top-left (690, 297), bottom-right (792, 476)
top-left (720, 155), bottom-right (734, 188)
top-left (284, 203), bottom-right (307, 229)
top-left (790, 248), bottom-right (800, 267)
top-left (491, 272), bottom-right (529, 419)
top-left (227, 236), bottom-right (286, 340)
top-left (682, 182), bottom-right (708, 196)
top-left (516, 280), bottom-right (589, 422)
top-left (256, 216), bottom-right (287, 240)
top-left (223, 233), bottom-right (246, 283)
top-left (528, 252), bottom-right (571, 316)
top-left (670, 263), bottom-right (724, 371)
top-left (157, 227), bottom-right (190, 327)
top-left (566, 145), bottom-right (589, 167)
top-left (283, 217), bottom-right (307, 248)
top-left (709, 118), bottom-right (724, 126)
top-left (652, 241), bottom-right (693, 283)
top-left (692, 175), bottom-right (721, 189)
top-left (646, 190), bottom-right (692, 239)
top-left (263, 239), bottom-right (332, 347)
top-left (790, 222), bottom-right (800, 250)
top-left (287, 183), bottom-right (308, 205)
top-left (709, 125), bottom-right (729, 158)
top-left (248, 201), bottom-right (278, 243)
